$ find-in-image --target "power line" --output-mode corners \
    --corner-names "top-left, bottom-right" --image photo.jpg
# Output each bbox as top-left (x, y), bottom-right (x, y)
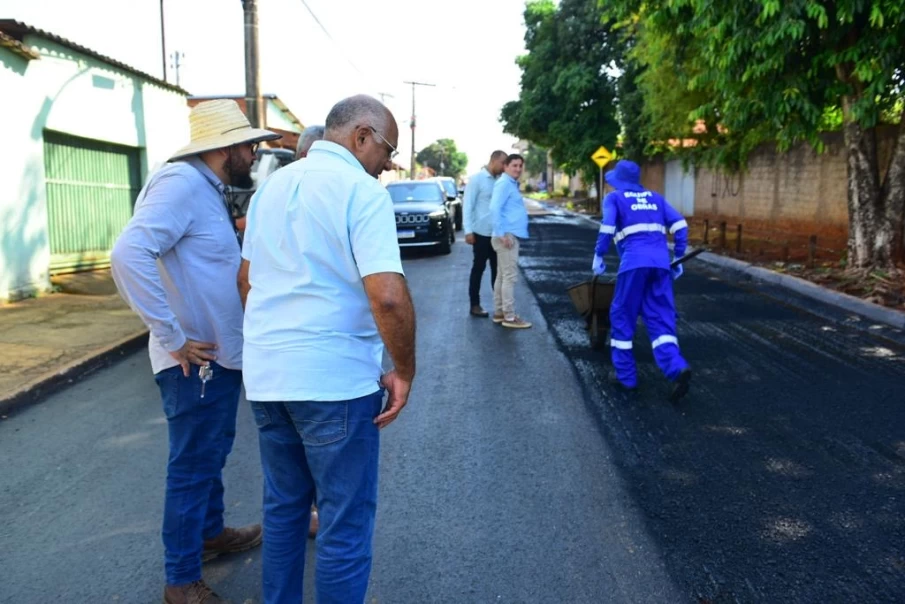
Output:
top-left (298, 0), bottom-right (367, 78)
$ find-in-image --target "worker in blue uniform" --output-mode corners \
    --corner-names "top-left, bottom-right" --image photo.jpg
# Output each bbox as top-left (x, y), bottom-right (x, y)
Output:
top-left (591, 160), bottom-right (692, 402)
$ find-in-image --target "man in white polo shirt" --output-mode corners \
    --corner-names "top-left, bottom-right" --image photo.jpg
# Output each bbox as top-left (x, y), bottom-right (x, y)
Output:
top-left (239, 95), bottom-right (416, 603)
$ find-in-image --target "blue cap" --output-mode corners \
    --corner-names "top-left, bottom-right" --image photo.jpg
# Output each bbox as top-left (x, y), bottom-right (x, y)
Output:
top-left (604, 160), bottom-right (644, 192)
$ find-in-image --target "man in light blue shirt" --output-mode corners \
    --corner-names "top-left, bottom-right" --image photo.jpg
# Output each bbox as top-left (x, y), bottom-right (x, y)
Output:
top-left (463, 150), bottom-right (507, 317)
top-left (239, 95), bottom-right (416, 604)
top-left (111, 99), bottom-right (279, 603)
top-left (490, 153), bottom-right (532, 329)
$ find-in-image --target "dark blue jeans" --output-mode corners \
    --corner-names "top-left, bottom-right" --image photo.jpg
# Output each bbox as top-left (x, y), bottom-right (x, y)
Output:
top-left (249, 392), bottom-right (383, 604)
top-left (154, 362), bottom-right (242, 586)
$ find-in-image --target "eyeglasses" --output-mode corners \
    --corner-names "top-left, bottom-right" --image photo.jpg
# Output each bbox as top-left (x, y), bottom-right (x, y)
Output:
top-left (366, 126), bottom-right (398, 160)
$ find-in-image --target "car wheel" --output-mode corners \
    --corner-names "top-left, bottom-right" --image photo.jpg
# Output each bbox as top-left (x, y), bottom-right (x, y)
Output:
top-left (439, 219), bottom-right (453, 255)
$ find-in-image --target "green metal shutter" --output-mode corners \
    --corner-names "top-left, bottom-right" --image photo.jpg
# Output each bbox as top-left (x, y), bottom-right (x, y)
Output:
top-left (43, 131), bottom-right (142, 273)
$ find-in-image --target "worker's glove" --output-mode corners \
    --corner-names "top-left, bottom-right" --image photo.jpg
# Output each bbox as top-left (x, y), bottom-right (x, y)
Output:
top-left (671, 264), bottom-right (684, 281)
top-left (592, 255), bottom-right (606, 276)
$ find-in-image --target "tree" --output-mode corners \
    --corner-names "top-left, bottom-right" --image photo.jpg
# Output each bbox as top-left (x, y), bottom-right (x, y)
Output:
top-left (523, 142), bottom-right (549, 178)
top-left (604, 0), bottom-right (905, 269)
top-left (501, 0), bottom-right (624, 183)
top-left (416, 139), bottom-right (468, 180)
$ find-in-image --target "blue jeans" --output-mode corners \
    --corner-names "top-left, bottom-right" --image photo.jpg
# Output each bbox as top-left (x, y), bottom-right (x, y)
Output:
top-left (249, 392), bottom-right (383, 604)
top-left (154, 362), bottom-right (242, 586)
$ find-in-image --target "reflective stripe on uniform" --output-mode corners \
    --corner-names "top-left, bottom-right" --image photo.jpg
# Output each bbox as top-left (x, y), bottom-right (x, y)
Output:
top-left (614, 223), bottom-right (667, 242)
top-left (610, 339), bottom-right (633, 350)
top-left (669, 219), bottom-right (688, 234)
top-left (599, 224), bottom-right (616, 234)
top-left (651, 335), bottom-right (678, 349)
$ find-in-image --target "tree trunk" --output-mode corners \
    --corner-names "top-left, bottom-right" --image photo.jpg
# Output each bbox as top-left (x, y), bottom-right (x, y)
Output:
top-left (879, 109), bottom-right (905, 266)
top-left (840, 94), bottom-right (883, 269)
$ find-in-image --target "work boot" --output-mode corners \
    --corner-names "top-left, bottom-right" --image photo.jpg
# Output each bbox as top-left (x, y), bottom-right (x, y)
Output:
top-left (162, 580), bottom-right (224, 604)
top-left (309, 507), bottom-right (319, 539)
top-left (470, 305), bottom-right (489, 317)
top-left (608, 370), bottom-right (636, 391)
top-left (669, 368), bottom-right (692, 403)
top-left (202, 524), bottom-right (263, 562)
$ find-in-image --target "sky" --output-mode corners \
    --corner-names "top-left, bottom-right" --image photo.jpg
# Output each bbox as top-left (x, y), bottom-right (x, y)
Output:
top-left (2, 0), bottom-right (529, 173)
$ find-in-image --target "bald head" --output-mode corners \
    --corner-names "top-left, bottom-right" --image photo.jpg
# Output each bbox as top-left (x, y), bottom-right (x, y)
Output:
top-left (296, 125), bottom-right (325, 159)
top-left (325, 95), bottom-right (392, 139)
top-left (324, 95), bottom-right (399, 178)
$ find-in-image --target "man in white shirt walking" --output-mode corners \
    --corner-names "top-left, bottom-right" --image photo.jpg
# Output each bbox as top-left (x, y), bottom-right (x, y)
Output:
top-left (239, 95), bottom-right (416, 604)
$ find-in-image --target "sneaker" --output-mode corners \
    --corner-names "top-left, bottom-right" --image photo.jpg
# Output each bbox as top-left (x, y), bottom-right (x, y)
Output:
top-left (492, 312), bottom-right (505, 324)
top-left (470, 305), bottom-right (489, 317)
top-left (669, 368), bottom-right (692, 403)
top-left (502, 316), bottom-right (532, 329)
top-left (163, 580), bottom-right (223, 604)
top-left (202, 524), bottom-right (262, 562)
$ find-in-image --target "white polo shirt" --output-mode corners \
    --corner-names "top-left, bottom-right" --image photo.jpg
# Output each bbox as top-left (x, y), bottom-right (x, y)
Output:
top-left (241, 141), bottom-right (404, 401)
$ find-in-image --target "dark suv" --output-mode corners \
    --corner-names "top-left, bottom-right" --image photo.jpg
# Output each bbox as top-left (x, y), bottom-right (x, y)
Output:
top-left (386, 180), bottom-right (456, 255)
top-left (431, 177), bottom-right (464, 231)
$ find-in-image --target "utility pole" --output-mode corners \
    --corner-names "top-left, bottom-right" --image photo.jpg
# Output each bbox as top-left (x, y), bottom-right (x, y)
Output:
top-left (160, 0), bottom-right (167, 81)
top-left (170, 51), bottom-right (184, 88)
top-left (242, 0), bottom-right (264, 128)
top-left (404, 81), bottom-right (435, 179)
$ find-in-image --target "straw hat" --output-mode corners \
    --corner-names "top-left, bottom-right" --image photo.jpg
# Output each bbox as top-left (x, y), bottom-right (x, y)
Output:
top-left (169, 99), bottom-right (281, 161)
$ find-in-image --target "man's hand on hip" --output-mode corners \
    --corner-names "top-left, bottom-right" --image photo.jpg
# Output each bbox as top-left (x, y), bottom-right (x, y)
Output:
top-left (375, 370), bottom-right (412, 429)
top-left (169, 340), bottom-right (218, 377)
top-left (465, 233), bottom-right (476, 245)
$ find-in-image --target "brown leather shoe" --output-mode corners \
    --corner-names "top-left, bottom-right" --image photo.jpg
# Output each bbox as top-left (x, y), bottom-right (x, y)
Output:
top-left (163, 580), bottom-right (224, 604)
top-left (202, 524), bottom-right (262, 562)
top-left (308, 507), bottom-right (319, 539)
top-left (470, 305), bottom-right (489, 317)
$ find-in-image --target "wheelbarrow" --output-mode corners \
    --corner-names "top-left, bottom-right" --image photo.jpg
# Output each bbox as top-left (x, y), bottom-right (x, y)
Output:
top-left (566, 248), bottom-right (706, 351)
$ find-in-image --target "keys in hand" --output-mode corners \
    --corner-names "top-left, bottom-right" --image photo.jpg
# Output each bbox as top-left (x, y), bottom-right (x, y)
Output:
top-left (199, 363), bottom-right (213, 399)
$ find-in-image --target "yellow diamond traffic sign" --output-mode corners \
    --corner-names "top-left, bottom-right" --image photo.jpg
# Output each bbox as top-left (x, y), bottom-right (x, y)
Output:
top-left (591, 145), bottom-right (613, 168)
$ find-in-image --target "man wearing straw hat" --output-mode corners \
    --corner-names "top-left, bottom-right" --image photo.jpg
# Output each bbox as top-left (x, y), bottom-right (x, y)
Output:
top-left (111, 99), bottom-right (280, 604)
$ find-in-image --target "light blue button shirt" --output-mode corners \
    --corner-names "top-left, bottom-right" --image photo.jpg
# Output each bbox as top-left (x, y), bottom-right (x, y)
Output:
top-left (241, 140), bottom-right (404, 402)
top-left (111, 157), bottom-right (244, 374)
top-left (490, 174), bottom-right (529, 239)
top-left (463, 167), bottom-right (496, 236)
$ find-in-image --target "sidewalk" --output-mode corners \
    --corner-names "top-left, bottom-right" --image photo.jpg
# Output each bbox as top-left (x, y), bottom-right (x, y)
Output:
top-left (0, 270), bottom-right (147, 415)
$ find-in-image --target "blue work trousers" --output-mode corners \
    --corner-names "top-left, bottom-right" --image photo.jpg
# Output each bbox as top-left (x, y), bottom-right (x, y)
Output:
top-left (609, 267), bottom-right (688, 387)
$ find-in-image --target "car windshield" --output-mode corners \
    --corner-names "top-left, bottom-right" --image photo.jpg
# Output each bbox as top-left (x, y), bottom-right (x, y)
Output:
top-left (439, 180), bottom-right (457, 198)
top-left (387, 183), bottom-right (444, 203)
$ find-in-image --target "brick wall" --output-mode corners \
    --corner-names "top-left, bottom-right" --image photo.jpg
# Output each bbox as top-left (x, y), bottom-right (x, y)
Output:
top-left (669, 127), bottom-right (900, 229)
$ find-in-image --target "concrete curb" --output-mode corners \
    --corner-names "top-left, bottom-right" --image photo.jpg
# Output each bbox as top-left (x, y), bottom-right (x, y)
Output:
top-left (533, 200), bottom-right (905, 332)
top-left (0, 330), bottom-right (149, 417)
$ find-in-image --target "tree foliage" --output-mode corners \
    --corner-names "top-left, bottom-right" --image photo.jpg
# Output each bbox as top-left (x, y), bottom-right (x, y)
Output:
top-left (416, 139), bottom-right (468, 180)
top-left (605, 0), bottom-right (905, 267)
top-left (523, 142), bottom-right (549, 178)
top-left (501, 0), bottom-right (623, 182)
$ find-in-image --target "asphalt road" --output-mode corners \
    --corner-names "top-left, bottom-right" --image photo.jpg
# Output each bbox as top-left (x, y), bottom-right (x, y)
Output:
top-left (519, 211), bottom-right (905, 603)
top-left (1, 235), bottom-right (684, 603)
